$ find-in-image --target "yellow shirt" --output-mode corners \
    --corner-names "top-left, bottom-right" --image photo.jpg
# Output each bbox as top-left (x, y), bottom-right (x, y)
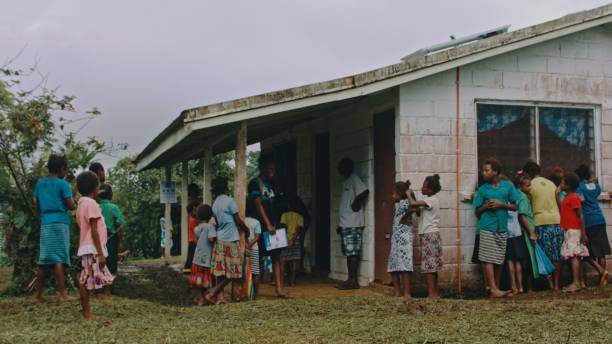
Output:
top-left (280, 211), bottom-right (304, 240)
top-left (529, 176), bottom-right (560, 226)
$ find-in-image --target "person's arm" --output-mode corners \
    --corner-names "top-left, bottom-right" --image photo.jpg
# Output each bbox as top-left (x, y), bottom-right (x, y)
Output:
top-left (254, 197), bottom-right (275, 234)
top-left (519, 214), bottom-right (537, 242)
top-left (248, 234), bottom-right (260, 248)
top-left (487, 200), bottom-right (517, 211)
top-left (90, 218), bottom-right (106, 269)
top-left (351, 190), bottom-right (369, 212)
top-left (406, 190), bottom-right (428, 209)
top-left (64, 198), bottom-right (76, 210)
top-left (555, 186), bottom-right (562, 208)
top-left (575, 207), bottom-right (588, 245)
top-left (233, 213), bottom-right (250, 237)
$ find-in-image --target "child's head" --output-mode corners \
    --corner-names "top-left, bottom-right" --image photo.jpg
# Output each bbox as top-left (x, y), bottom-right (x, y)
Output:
top-left (196, 204), bottom-right (213, 223)
top-left (574, 164), bottom-right (591, 181)
top-left (561, 172), bottom-right (580, 192)
top-left (88, 162), bottom-right (105, 184)
top-left (392, 180), bottom-right (410, 201)
top-left (211, 177), bottom-right (228, 197)
top-left (187, 183), bottom-right (200, 203)
top-left (47, 154), bottom-right (68, 178)
top-left (514, 174), bottom-right (531, 194)
top-left (522, 161), bottom-right (541, 179)
top-left (187, 200), bottom-right (201, 217)
top-left (422, 174), bottom-right (441, 196)
top-left (337, 157), bottom-right (354, 178)
top-left (258, 153), bottom-right (276, 180)
top-left (482, 158), bottom-right (502, 182)
top-left (98, 184), bottom-right (113, 200)
top-left (76, 171), bottom-right (99, 198)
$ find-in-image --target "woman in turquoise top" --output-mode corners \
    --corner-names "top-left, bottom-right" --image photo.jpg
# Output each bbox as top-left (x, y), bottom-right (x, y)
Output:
top-left (33, 155), bottom-right (76, 303)
top-left (473, 158), bottom-right (518, 298)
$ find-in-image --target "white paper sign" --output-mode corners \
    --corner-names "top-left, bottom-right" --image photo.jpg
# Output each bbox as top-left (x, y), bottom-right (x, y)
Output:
top-left (160, 182), bottom-right (177, 204)
top-left (263, 228), bottom-right (288, 251)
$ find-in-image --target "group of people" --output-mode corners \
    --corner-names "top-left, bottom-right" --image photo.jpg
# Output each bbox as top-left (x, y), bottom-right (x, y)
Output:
top-left (472, 158), bottom-right (610, 298)
top-left (34, 156), bottom-right (125, 319)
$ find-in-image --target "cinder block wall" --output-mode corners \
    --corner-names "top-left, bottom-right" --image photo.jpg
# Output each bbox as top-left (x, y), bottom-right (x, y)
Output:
top-left (398, 26), bottom-right (612, 289)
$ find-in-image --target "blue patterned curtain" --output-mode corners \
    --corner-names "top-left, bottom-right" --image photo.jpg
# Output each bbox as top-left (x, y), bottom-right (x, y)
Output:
top-left (477, 104), bottom-right (532, 133)
top-left (539, 108), bottom-right (588, 147)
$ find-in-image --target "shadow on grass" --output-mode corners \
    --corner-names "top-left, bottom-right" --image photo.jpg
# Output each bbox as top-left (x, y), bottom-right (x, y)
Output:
top-left (113, 264), bottom-right (194, 307)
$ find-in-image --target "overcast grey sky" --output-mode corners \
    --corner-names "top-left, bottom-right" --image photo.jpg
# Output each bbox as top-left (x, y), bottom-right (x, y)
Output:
top-left (2, 0), bottom-right (610, 166)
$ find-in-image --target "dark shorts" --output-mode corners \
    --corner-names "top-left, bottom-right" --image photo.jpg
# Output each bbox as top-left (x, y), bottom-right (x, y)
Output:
top-left (505, 235), bottom-right (528, 261)
top-left (340, 227), bottom-right (363, 257)
top-left (586, 224), bottom-right (611, 258)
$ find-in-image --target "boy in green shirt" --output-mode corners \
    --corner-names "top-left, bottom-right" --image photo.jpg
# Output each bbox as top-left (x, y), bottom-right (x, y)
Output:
top-left (98, 184), bottom-right (125, 278)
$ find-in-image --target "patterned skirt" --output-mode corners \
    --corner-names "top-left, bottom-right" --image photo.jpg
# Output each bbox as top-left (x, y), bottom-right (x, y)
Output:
top-left (281, 240), bottom-right (302, 262)
top-left (536, 224), bottom-right (564, 262)
top-left (38, 223), bottom-right (71, 266)
top-left (420, 232), bottom-right (443, 273)
top-left (387, 225), bottom-right (413, 272)
top-left (79, 254), bottom-right (115, 290)
top-left (189, 263), bottom-right (212, 288)
top-left (560, 229), bottom-right (590, 260)
top-left (250, 247), bottom-right (261, 276)
top-left (478, 230), bottom-right (507, 265)
top-left (211, 241), bottom-right (242, 279)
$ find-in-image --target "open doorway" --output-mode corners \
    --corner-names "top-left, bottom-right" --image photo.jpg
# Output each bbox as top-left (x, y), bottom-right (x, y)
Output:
top-left (314, 133), bottom-right (331, 272)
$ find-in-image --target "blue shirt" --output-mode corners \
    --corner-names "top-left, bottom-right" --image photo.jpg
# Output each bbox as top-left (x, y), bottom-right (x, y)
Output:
top-left (212, 194), bottom-right (240, 242)
top-left (473, 180), bottom-right (520, 233)
top-left (577, 180), bottom-right (606, 228)
top-left (34, 177), bottom-right (73, 225)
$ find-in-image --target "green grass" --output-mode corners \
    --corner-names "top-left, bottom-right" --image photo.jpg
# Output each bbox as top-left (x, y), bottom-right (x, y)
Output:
top-left (1, 262), bottom-right (611, 343)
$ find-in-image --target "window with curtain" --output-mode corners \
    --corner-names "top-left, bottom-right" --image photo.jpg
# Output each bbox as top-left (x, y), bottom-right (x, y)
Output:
top-left (476, 103), bottom-right (595, 179)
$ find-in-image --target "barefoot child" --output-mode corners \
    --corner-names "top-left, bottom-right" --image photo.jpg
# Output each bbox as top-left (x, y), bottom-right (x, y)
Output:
top-left (387, 181), bottom-right (414, 299)
top-left (183, 201), bottom-right (201, 273)
top-left (559, 172), bottom-right (590, 292)
top-left (245, 202), bottom-right (262, 299)
top-left (473, 158), bottom-right (519, 298)
top-left (505, 205), bottom-right (528, 295)
top-left (206, 177), bottom-right (249, 304)
top-left (34, 155), bottom-right (76, 303)
top-left (98, 184), bottom-right (125, 279)
top-left (407, 175), bottom-right (443, 299)
top-left (575, 164), bottom-right (609, 287)
top-left (280, 198), bottom-right (305, 287)
top-left (514, 175), bottom-right (540, 292)
top-left (188, 204), bottom-right (216, 305)
top-left (75, 171), bottom-right (114, 319)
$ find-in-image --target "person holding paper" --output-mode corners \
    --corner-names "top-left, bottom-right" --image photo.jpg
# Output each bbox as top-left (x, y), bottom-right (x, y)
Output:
top-left (336, 157), bottom-right (369, 290)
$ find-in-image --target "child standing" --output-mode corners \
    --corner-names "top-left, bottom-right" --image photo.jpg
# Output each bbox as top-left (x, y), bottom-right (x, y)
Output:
top-left (514, 175), bottom-right (540, 292)
top-left (183, 201), bottom-right (201, 273)
top-left (559, 172), bottom-right (590, 292)
top-left (280, 199), bottom-right (305, 287)
top-left (505, 205), bottom-right (529, 295)
top-left (473, 158), bottom-right (519, 298)
top-left (160, 217), bottom-right (172, 258)
top-left (387, 181), bottom-right (414, 299)
top-left (206, 177), bottom-right (249, 304)
top-left (34, 155), bottom-right (76, 303)
top-left (189, 204), bottom-right (216, 305)
top-left (575, 164), bottom-right (609, 287)
top-left (407, 175), bottom-right (443, 299)
top-left (245, 202), bottom-right (262, 299)
top-left (75, 171), bottom-right (114, 319)
top-left (98, 184), bottom-right (125, 278)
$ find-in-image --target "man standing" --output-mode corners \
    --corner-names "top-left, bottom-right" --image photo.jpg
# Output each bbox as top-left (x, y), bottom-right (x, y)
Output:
top-left (336, 158), bottom-right (369, 290)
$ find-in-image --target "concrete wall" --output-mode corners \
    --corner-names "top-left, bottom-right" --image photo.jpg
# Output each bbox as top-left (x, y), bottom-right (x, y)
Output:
top-left (398, 26), bottom-right (612, 289)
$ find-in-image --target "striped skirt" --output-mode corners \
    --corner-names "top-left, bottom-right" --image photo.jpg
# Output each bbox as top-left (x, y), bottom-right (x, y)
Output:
top-left (38, 223), bottom-right (71, 266)
top-left (478, 230), bottom-right (508, 265)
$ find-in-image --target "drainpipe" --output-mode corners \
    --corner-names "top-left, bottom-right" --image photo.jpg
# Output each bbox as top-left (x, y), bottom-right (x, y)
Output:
top-left (455, 67), bottom-right (462, 293)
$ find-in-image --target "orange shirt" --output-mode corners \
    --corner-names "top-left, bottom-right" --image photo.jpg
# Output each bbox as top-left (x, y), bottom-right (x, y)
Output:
top-left (188, 216), bottom-right (199, 243)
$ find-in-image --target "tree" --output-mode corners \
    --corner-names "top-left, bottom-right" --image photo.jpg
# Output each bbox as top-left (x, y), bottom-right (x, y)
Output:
top-left (0, 66), bottom-right (106, 294)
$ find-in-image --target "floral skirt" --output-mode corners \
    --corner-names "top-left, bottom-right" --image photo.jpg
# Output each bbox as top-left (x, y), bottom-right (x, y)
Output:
top-left (212, 241), bottom-right (242, 279)
top-left (561, 229), bottom-right (590, 260)
top-left (189, 263), bottom-right (212, 289)
top-left (79, 254), bottom-right (115, 290)
top-left (536, 224), bottom-right (564, 262)
top-left (387, 225), bottom-right (413, 272)
top-left (420, 232), bottom-right (443, 273)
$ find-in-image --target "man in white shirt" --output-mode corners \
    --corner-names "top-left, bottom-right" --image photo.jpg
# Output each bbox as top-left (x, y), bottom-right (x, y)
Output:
top-left (336, 158), bottom-right (369, 290)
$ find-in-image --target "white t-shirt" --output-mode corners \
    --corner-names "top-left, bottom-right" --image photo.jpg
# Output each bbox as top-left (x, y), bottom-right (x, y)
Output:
top-left (418, 195), bottom-right (440, 234)
top-left (338, 173), bottom-right (368, 228)
top-left (507, 210), bottom-right (522, 238)
top-left (244, 217), bottom-right (262, 255)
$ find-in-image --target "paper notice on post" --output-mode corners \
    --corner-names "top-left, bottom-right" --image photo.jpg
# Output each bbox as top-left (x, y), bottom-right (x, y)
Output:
top-left (160, 182), bottom-right (177, 204)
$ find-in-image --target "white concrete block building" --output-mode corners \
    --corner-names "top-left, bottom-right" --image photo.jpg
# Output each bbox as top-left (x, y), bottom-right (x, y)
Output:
top-left (135, 4), bottom-right (612, 290)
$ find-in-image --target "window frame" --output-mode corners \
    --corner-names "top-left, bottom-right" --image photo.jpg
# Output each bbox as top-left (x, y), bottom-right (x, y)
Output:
top-left (474, 99), bottom-right (601, 182)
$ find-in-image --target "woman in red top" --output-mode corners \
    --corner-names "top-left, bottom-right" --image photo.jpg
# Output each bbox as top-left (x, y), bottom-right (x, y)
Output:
top-left (559, 172), bottom-right (589, 292)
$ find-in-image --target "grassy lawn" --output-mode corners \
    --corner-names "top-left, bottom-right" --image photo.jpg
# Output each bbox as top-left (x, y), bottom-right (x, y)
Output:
top-left (1, 260), bottom-right (611, 343)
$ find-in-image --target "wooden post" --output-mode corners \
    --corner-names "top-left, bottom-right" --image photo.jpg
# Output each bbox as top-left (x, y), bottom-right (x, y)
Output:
top-left (202, 147), bottom-right (213, 205)
top-left (181, 161), bottom-right (189, 258)
top-left (234, 122), bottom-right (247, 301)
top-left (164, 166), bottom-right (173, 260)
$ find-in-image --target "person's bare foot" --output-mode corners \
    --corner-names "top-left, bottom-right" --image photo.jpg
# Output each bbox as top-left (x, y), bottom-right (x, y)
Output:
top-left (82, 312), bottom-right (95, 320)
top-left (276, 291), bottom-right (289, 299)
top-left (428, 294), bottom-right (440, 300)
top-left (489, 289), bottom-right (509, 298)
top-left (562, 284), bottom-right (581, 293)
top-left (58, 294), bottom-right (76, 302)
top-left (403, 294), bottom-right (412, 300)
top-left (204, 293), bottom-right (216, 305)
top-left (600, 271), bottom-right (609, 287)
top-left (35, 295), bottom-right (46, 304)
top-left (511, 288), bottom-right (519, 296)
